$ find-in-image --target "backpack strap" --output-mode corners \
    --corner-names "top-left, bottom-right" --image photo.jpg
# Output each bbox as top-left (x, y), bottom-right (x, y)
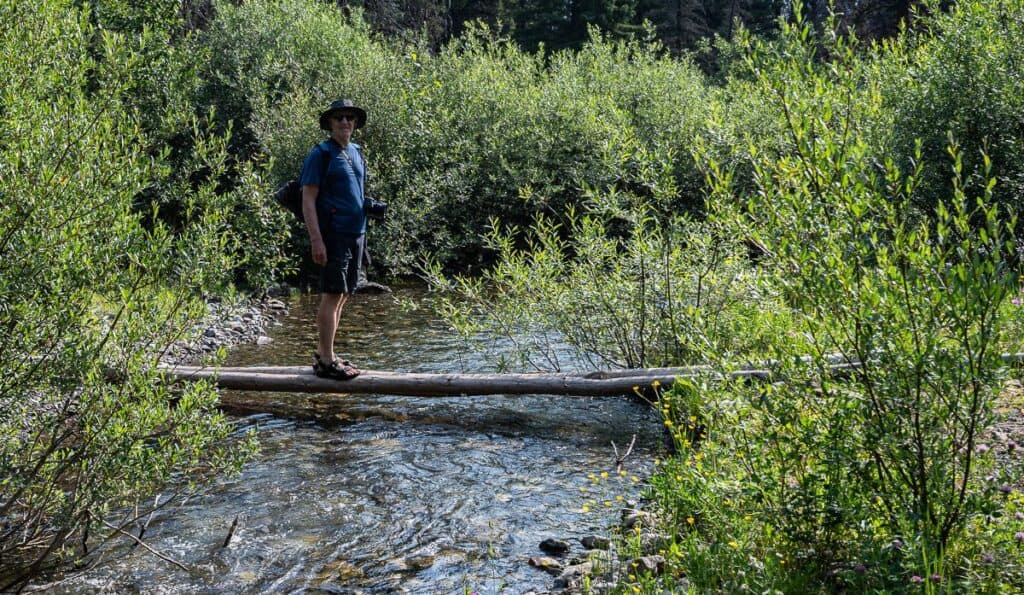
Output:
top-left (316, 140), bottom-right (367, 202)
top-left (316, 141), bottom-right (333, 179)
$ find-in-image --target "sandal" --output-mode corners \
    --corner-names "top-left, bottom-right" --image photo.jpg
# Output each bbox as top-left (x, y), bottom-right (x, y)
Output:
top-left (312, 353), bottom-right (361, 380)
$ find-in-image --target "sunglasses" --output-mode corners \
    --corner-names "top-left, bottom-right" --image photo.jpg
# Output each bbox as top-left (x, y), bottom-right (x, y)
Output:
top-left (331, 113), bottom-right (358, 122)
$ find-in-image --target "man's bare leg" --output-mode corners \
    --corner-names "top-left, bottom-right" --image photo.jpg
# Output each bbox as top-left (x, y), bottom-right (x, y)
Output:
top-left (317, 292), bottom-right (348, 362)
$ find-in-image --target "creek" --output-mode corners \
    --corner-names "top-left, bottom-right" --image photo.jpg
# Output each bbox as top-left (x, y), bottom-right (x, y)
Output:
top-left (57, 285), bottom-right (663, 594)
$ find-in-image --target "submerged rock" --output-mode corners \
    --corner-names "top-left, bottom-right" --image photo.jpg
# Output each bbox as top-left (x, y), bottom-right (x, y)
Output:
top-left (405, 555), bottom-right (435, 570)
top-left (539, 537), bottom-right (571, 555)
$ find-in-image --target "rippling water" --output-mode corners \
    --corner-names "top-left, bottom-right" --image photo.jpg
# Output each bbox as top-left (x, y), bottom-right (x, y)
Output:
top-left (55, 285), bottom-right (663, 594)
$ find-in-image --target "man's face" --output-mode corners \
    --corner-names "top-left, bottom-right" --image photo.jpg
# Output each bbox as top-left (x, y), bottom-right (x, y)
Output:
top-left (330, 111), bottom-right (358, 136)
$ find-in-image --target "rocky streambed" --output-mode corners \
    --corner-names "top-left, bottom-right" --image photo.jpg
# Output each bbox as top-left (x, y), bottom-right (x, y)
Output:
top-left (158, 295), bottom-right (290, 368)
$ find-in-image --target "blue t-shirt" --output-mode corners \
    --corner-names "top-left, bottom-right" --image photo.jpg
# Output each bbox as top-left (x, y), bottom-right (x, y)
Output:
top-left (299, 139), bottom-right (366, 235)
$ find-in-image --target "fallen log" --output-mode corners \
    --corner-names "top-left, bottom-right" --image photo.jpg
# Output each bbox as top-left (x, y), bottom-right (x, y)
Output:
top-left (156, 365), bottom-right (717, 397)
top-left (152, 352), bottom-right (1024, 398)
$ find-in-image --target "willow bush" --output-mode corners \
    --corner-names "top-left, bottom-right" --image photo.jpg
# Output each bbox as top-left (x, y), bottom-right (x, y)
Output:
top-left (80, 0), bottom-right (293, 291)
top-left (0, 0), bottom-right (254, 588)
top-left (880, 0), bottom-right (1024, 219)
top-left (625, 7), bottom-right (1024, 593)
top-left (198, 0), bottom-right (717, 275)
top-left (420, 147), bottom-right (793, 372)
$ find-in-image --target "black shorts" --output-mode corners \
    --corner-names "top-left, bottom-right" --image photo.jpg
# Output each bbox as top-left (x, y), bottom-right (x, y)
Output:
top-left (320, 233), bottom-right (364, 295)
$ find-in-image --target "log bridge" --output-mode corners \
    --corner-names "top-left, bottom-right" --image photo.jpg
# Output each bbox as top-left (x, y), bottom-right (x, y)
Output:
top-left (158, 352), bottom-right (1024, 398)
top-left (157, 364), bottom-right (713, 397)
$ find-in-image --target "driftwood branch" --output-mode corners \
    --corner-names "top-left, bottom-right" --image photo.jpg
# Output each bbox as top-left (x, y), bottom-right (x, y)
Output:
top-left (132, 494), bottom-right (160, 548)
top-left (223, 515), bottom-right (239, 548)
top-left (613, 434), bottom-right (637, 472)
top-left (96, 517), bottom-right (191, 573)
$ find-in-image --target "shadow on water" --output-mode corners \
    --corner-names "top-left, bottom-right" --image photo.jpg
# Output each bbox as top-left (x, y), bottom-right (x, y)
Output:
top-left (52, 284), bottom-right (664, 594)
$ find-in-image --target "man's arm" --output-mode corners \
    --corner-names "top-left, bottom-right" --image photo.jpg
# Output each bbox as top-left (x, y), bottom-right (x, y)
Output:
top-left (302, 185), bottom-right (327, 265)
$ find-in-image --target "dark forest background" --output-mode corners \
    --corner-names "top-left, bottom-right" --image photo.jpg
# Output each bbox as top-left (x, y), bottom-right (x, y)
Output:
top-left (182, 1), bottom-right (929, 57)
top-left (335, 0), bottom-right (922, 52)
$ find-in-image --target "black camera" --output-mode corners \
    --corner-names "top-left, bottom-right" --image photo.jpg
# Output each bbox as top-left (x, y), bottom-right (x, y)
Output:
top-left (365, 197), bottom-right (388, 221)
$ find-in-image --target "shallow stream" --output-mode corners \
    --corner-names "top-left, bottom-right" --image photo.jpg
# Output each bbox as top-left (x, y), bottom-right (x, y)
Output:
top-left (58, 286), bottom-right (663, 594)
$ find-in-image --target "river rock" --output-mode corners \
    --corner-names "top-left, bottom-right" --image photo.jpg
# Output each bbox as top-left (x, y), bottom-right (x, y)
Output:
top-left (539, 538), bottom-right (571, 555)
top-left (621, 508), bottom-right (655, 529)
top-left (528, 556), bottom-right (564, 575)
top-left (580, 535), bottom-right (610, 550)
top-left (640, 532), bottom-right (673, 555)
top-left (630, 554), bottom-right (666, 575)
top-left (256, 335), bottom-right (273, 346)
top-left (552, 561), bottom-right (593, 589)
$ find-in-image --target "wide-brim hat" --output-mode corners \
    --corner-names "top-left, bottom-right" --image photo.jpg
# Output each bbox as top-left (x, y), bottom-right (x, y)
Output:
top-left (319, 99), bottom-right (367, 130)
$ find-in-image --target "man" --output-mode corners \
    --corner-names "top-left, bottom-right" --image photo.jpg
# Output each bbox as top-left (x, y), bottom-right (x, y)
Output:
top-left (300, 99), bottom-right (368, 380)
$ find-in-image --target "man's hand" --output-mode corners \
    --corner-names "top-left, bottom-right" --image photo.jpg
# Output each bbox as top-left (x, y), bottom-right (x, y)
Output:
top-left (311, 237), bottom-right (327, 266)
top-left (302, 184), bottom-right (325, 265)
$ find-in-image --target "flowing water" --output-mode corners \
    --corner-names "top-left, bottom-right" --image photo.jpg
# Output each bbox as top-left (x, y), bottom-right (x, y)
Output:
top-left (57, 286), bottom-right (663, 594)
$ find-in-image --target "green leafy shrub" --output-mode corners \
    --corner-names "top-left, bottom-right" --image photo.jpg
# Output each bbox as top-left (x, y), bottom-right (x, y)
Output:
top-left (881, 0), bottom-right (1024, 220)
top-left (0, 0), bottom-right (255, 587)
top-left (630, 8), bottom-right (1024, 592)
top-left (422, 141), bottom-right (792, 371)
